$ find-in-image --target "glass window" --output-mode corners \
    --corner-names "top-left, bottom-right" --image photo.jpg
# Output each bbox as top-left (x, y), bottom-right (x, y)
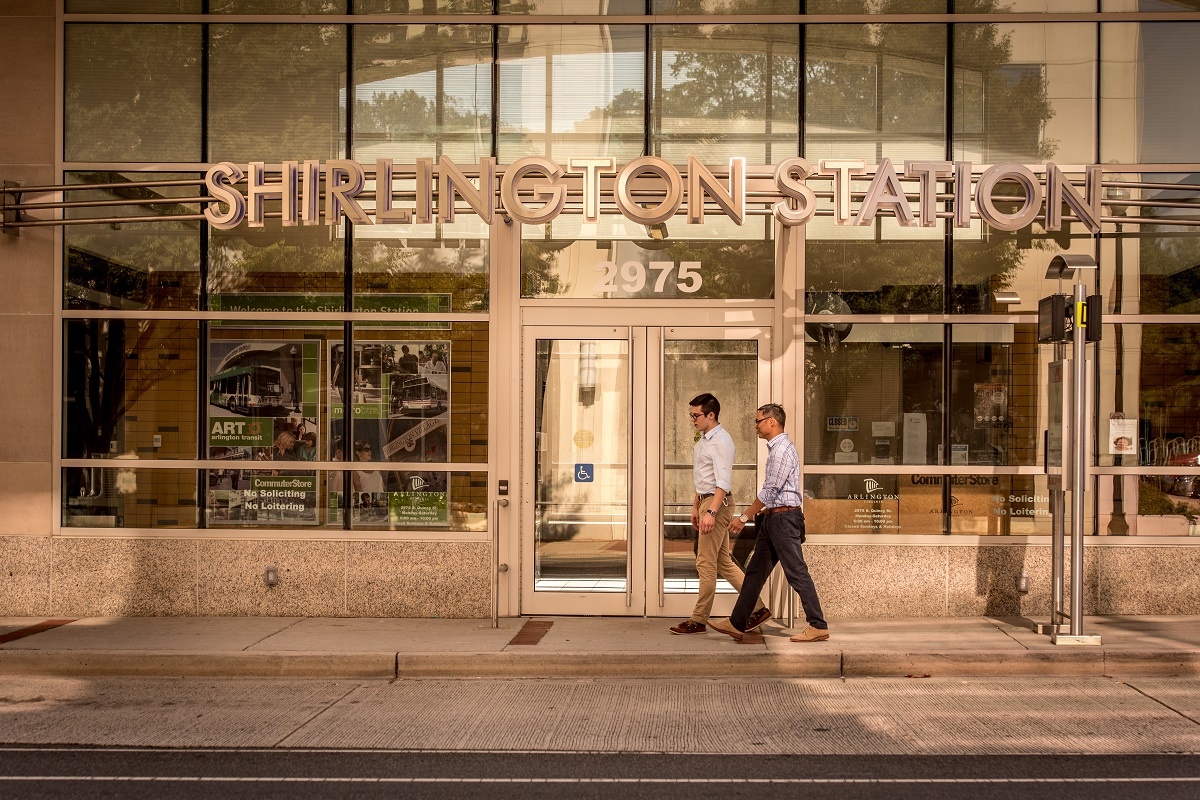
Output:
top-left (1102, 1), bottom-right (1200, 11)
top-left (498, 25), bottom-right (645, 162)
top-left (62, 468), bottom-right (200, 529)
top-left (804, 323), bottom-right (945, 466)
top-left (949, 324), bottom-right (1041, 467)
top-left (352, 25), bottom-right (493, 163)
top-left (805, 223), bottom-right (945, 314)
top-left (66, 1), bottom-right (201, 12)
top-left (1096, 323), bottom-right (1200, 536)
top-left (501, 0), bottom-right (644, 11)
top-left (208, 221), bottom-right (347, 308)
top-left (654, 0), bottom-right (801, 12)
top-left (522, 215), bottom-right (774, 299)
top-left (209, 0), bottom-right (348, 12)
top-left (208, 24), bottom-right (347, 164)
top-left (354, 0), bottom-right (492, 11)
top-left (954, 0), bottom-right (1096, 10)
top-left (807, 0), bottom-right (945, 11)
top-left (953, 23), bottom-right (1096, 165)
top-left (63, 319), bottom-right (200, 462)
top-left (952, 223), bottom-right (1095, 315)
top-left (652, 25), bottom-right (799, 165)
top-left (1100, 174), bottom-right (1200, 315)
top-left (64, 172), bottom-right (202, 311)
top-left (1101, 22), bottom-right (1200, 164)
top-left (334, 470), bottom-right (487, 531)
top-left (805, 24), bottom-right (946, 165)
top-left (65, 25), bottom-right (202, 163)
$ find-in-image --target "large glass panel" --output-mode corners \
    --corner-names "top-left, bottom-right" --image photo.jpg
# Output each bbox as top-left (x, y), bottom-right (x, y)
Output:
top-left (808, 0), bottom-right (945, 11)
top-left (64, 172), bottom-right (202, 311)
top-left (498, 25), bottom-right (645, 162)
top-left (533, 339), bottom-right (630, 592)
top-left (64, 319), bottom-right (199, 462)
top-left (654, 0), bottom-right (801, 12)
top-left (208, 24), bottom-right (347, 163)
top-left (953, 217), bottom-right (1095, 315)
top-left (1100, 174), bottom-right (1200, 315)
top-left (65, 25), bottom-right (202, 163)
top-left (953, 23), bottom-right (1096, 165)
top-left (66, 2), bottom-right (201, 16)
top-left (1096, 323), bottom-right (1200, 537)
top-left (652, 25), bottom-right (799, 165)
top-left (206, 323), bottom-right (341, 531)
top-left (949, 324), bottom-right (1041, 467)
top-left (353, 228), bottom-right (489, 312)
top-left (805, 24), bottom-right (947, 312)
top-left (63, 468), bottom-right (199, 529)
top-left (805, 24), bottom-right (946, 165)
top-left (208, 220), bottom-right (347, 308)
top-left (501, 0), bottom-right (644, 11)
top-left (804, 323), bottom-right (945, 466)
top-left (953, 0), bottom-right (1096, 10)
top-left (332, 470), bottom-right (488, 531)
top-left (661, 340), bottom-right (759, 592)
top-left (352, 25), bottom-right (493, 163)
top-left (1102, 1), bottom-right (1200, 14)
top-left (1101, 22), bottom-right (1200, 164)
top-left (354, 0), bottom-right (491, 11)
top-left (522, 214), bottom-right (775, 300)
top-left (209, 0), bottom-right (348, 12)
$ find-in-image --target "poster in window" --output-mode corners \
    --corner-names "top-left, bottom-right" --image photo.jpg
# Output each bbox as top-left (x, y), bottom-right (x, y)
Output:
top-left (328, 340), bottom-right (451, 527)
top-left (973, 382), bottom-right (1008, 429)
top-left (205, 340), bottom-right (321, 526)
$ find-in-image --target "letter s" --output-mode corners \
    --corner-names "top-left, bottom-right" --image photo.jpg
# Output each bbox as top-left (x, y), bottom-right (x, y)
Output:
top-left (773, 157), bottom-right (817, 227)
top-left (204, 162), bottom-right (246, 231)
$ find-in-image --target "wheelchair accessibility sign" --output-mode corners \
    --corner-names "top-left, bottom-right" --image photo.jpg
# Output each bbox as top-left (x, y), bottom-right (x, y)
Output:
top-left (574, 464), bottom-right (594, 482)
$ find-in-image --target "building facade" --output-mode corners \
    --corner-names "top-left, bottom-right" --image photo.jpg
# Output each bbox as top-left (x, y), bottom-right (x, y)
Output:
top-left (3, 0), bottom-right (1200, 620)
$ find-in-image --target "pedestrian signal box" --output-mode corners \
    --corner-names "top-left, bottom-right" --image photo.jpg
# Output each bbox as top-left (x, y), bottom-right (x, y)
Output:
top-left (1038, 294), bottom-right (1070, 343)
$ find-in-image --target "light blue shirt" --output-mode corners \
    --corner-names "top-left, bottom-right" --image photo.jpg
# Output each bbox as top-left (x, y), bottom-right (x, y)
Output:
top-left (693, 423), bottom-right (735, 495)
top-left (758, 432), bottom-right (802, 508)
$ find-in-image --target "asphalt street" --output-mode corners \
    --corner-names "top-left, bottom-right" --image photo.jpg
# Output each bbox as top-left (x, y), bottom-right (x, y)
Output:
top-left (0, 750), bottom-right (1198, 800)
top-left (0, 674), bottom-right (1198, 797)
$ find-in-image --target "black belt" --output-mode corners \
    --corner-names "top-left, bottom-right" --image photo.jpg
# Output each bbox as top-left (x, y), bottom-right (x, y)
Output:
top-left (760, 505), bottom-right (801, 516)
top-left (698, 492), bottom-right (714, 500)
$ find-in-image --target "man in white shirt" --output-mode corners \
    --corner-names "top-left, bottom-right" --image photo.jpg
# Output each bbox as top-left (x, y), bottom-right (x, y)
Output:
top-left (670, 393), bottom-right (769, 635)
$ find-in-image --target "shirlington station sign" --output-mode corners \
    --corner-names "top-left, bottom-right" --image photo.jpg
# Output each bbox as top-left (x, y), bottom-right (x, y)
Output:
top-left (202, 155), bottom-right (1106, 234)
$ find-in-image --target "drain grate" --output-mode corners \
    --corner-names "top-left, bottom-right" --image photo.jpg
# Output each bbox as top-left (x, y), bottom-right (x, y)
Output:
top-left (508, 619), bottom-right (553, 646)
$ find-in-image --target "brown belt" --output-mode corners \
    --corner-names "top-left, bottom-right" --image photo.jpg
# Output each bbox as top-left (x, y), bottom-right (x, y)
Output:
top-left (760, 505), bottom-right (801, 516)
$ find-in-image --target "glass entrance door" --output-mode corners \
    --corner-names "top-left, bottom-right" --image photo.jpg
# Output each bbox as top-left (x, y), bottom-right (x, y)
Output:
top-left (521, 324), bottom-right (769, 616)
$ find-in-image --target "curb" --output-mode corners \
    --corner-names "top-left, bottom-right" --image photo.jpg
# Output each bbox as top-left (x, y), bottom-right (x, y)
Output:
top-left (0, 650), bottom-right (396, 679)
top-left (2, 649), bottom-right (1198, 680)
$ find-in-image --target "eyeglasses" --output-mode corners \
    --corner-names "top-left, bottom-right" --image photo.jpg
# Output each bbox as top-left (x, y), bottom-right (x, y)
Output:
top-left (689, 412), bottom-right (705, 420)
top-left (753, 417), bottom-right (769, 427)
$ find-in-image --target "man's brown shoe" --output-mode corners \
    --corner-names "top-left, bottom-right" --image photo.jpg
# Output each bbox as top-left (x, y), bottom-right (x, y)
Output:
top-left (789, 625), bottom-right (830, 642)
top-left (669, 620), bottom-right (706, 635)
top-left (744, 607), bottom-right (772, 632)
top-left (708, 618), bottom-right (744, 640)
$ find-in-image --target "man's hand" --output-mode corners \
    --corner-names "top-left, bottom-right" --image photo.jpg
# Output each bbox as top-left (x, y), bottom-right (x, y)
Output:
top-left (691, 509), bottom-right (700, 529)
top-left (698, 510), bottom-right (715, 534)
top-left (729, 515), bottom-right (745, 535)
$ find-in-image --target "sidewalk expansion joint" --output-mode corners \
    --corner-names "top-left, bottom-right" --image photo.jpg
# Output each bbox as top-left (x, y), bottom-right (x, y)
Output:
top-left (242, 617), bottom-right (307, 651)
top-left (273, 683), bottom-right (361, 748)
top-left (1122, 680), bottom-right (1200, 727)
top-left (0, 619), bottom-right (75, 645)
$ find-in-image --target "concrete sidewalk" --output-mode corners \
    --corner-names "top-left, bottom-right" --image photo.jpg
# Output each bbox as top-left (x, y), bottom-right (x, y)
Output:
top-left (1, 615), bottom-right (1199, 680)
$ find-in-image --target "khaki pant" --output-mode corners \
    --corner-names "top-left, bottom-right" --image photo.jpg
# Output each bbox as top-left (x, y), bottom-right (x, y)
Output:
top-left (690, 495), bottom-right (764, 623)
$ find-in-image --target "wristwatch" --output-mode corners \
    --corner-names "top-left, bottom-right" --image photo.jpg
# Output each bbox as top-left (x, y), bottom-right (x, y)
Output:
top-left (706, 509), bottom-right (717, 517)
top-left (738, 513), bottom-right (749, 523)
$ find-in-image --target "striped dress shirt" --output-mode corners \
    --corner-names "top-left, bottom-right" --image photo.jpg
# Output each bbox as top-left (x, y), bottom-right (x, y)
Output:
top-left (757, 432), bottom-right (803, 508)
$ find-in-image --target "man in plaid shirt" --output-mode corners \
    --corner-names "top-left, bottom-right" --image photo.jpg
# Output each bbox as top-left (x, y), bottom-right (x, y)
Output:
top-left (709, 403), bottom-right (830, 643)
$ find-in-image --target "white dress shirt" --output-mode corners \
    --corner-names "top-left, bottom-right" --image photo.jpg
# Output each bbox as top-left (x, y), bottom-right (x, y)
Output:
top-left (693, 423), bottom-right (735, 495)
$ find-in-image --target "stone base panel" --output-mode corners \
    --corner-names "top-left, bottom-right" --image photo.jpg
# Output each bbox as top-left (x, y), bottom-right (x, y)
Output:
top-left (2, 537), bottom-right (1199, 618)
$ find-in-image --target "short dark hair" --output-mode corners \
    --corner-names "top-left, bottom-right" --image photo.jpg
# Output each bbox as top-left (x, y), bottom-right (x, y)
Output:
top-left (689, 393), bottom-right (720, 420)
top-left (354, 439), bottom-right (372, 453)
top-left (757, 403), bottom-right (786, 428)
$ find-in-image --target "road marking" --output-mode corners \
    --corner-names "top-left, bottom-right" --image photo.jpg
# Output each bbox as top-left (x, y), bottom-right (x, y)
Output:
top-left (1, 777), bottom-right (1199, 784)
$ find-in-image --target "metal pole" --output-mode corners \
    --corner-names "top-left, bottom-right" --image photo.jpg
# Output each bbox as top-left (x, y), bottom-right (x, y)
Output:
top-left (1049, 341), bottom-right (1066, 634)
top-left (1071, 281), bottom-right (1088, 637)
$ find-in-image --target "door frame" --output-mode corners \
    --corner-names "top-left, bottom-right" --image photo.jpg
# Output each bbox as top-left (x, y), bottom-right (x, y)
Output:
top-left (518, 310), bottom-right (773, 617)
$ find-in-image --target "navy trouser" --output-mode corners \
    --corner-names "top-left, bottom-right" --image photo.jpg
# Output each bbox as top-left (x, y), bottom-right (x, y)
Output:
top-left (730, 508), bottom-right (827, 631)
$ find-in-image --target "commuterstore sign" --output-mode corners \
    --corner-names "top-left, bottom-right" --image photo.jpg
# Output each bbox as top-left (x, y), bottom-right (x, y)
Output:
top-left (203, 155), bottom-right (1105, 234)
